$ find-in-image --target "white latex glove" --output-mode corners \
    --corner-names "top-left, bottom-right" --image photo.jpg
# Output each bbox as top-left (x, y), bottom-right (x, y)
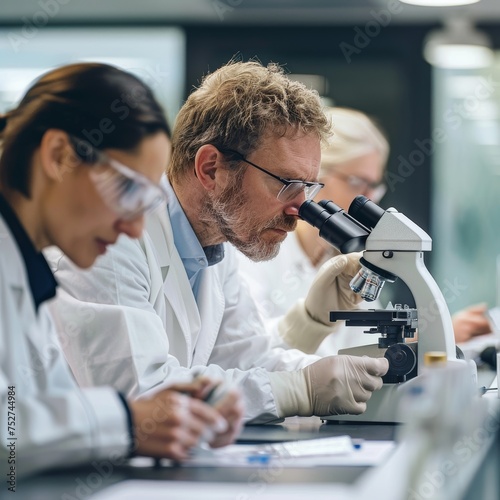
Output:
top-left (268, 355), bottom-right (388, 418)
top-left (278, 252), bottom-right (363, 353)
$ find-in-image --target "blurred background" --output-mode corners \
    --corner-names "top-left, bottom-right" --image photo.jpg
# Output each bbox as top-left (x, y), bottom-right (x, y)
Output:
top-left (1, 0), bottom-right (500, 311)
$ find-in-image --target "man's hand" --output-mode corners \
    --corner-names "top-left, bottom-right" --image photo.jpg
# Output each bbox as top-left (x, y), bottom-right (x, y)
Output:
top-left (278, 253), bottom-right (363, 353)
top-left (303, 355), bottom-right (388, 416)
top-left (268, 355), bottom-right (388, 418)
top-left (304, 252), bottom-right (363, 325)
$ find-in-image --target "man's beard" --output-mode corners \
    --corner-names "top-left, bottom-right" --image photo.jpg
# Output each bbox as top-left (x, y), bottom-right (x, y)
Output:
top-left (200, 175), bottom-right (297, 262)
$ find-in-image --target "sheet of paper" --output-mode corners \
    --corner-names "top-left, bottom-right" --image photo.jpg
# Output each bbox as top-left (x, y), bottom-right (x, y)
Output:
top-left (184, 440), bottom-right (395, 468)
top-left (129, 437), bottom-right (396, 468)
top-left (90, 480), bottom-right (355, 500)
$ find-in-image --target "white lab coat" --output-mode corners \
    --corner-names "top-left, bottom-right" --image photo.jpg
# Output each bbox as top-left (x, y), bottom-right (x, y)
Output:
top-left (46, 195), bottom-right (318, 424)
top-left (237, 231), bottom-right (379, 356)
top-left (0, 216), bottom-right (129, 478)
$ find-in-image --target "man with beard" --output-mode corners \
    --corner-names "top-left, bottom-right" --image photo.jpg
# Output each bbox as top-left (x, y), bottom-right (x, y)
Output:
top-left (46, 60), bottom-right (388, 424)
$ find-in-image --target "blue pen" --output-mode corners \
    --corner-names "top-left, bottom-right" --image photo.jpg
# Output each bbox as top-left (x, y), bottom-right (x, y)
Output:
top-left (247, 454), bottom-right (271, 464)
top-left (352, 439), bottom-right (364, 450)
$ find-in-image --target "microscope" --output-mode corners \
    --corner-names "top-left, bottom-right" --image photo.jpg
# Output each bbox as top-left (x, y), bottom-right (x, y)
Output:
top-left (299, 196), bottom-right (469, 423)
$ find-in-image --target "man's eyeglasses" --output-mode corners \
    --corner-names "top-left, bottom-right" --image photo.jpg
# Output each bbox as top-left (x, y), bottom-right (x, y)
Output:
top-left (69, 135), bottom-right (166, 221)
top-left (330, 170), bottom-right (387, 202)
top-left (220, 148), bottom-right (324, 203)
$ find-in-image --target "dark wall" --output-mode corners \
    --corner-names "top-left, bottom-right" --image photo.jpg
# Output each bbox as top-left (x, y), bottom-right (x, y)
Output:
top-left (184, 25), bottom-right (433, 229)
top-left (184, 24), bottom-right (435, 306)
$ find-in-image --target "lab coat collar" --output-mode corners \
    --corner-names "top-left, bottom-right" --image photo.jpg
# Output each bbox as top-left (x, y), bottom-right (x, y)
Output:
top-left (144, 191), bottom-right (201, 365)
top-left (0, 193), bottom-right (57, 311)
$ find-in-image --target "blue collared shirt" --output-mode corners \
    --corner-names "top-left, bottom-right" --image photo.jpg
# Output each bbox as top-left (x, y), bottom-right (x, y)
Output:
top-left (163, 178), bottom-right (224, 298)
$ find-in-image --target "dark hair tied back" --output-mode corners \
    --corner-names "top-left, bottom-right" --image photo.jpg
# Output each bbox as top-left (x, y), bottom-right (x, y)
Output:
top-left (0, 63), bottom-right (170, 197)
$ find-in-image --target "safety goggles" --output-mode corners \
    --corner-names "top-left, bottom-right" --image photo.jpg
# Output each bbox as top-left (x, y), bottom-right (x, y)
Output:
top-left (69, 135), bottom-right (166, 221)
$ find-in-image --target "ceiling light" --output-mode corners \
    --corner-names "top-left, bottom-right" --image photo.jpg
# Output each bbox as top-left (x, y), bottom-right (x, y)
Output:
top-left (399, 0), bottom-right (480, 6)
top-left (423, 18), bottom-right (494, 69)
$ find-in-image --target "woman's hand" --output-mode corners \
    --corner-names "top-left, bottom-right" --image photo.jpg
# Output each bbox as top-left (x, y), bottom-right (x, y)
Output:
top-left (130, 377), bottom-right (244, 460)
top-left (129, 387), bottom-right (228, 461)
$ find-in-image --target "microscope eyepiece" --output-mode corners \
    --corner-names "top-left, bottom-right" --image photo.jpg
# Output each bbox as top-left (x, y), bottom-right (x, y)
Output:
top-left (349, 195), bottom-right (385, 230)
top-left (298, 200), bottom-right (370, 254)
top-left (317, 199), bottom-right (343, 215)
top-left (299, 197), bottom-right (396, 302)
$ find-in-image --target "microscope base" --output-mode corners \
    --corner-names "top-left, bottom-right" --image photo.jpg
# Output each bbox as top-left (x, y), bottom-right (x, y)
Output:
top-left (322, 356), bottom-right (474, 424)
top-left (322, 384), bottom-right (405, 424)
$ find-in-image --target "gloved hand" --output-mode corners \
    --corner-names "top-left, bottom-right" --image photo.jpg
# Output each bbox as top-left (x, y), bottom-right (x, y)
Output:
top-left (278, 253), bottom-right (363, 353)
top-left (268, 355), bottom-right (388, 418)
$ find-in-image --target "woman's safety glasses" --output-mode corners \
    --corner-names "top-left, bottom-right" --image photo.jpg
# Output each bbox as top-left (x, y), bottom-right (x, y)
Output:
top-left (69, 135), bottom-right (166, 221)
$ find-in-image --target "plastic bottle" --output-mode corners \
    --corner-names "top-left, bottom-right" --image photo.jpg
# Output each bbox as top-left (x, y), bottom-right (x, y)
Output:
top-left (399, 351), bottom-right (477, 500)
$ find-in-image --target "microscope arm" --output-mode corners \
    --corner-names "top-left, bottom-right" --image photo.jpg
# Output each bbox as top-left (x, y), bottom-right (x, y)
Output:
top-left (362, 209), bottom-right (456, 373)
top-left (364, 251), bottom-right (456, 365)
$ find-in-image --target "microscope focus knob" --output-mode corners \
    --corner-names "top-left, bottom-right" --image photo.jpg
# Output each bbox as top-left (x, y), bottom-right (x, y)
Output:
top-left (383, 343), bottom-right (418, 383)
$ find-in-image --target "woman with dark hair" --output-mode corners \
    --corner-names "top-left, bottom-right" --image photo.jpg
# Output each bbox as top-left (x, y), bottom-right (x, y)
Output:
top-left (0, 63), bottom-right (242, 479)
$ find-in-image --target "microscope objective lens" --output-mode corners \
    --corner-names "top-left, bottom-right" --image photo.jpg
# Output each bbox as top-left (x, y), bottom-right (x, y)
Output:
top-left (350, 267), bottom-right (386, 302)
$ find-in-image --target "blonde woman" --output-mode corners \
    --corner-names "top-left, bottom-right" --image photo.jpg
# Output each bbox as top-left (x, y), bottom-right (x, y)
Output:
top-left (237, 107), bottom-right (389, 355)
